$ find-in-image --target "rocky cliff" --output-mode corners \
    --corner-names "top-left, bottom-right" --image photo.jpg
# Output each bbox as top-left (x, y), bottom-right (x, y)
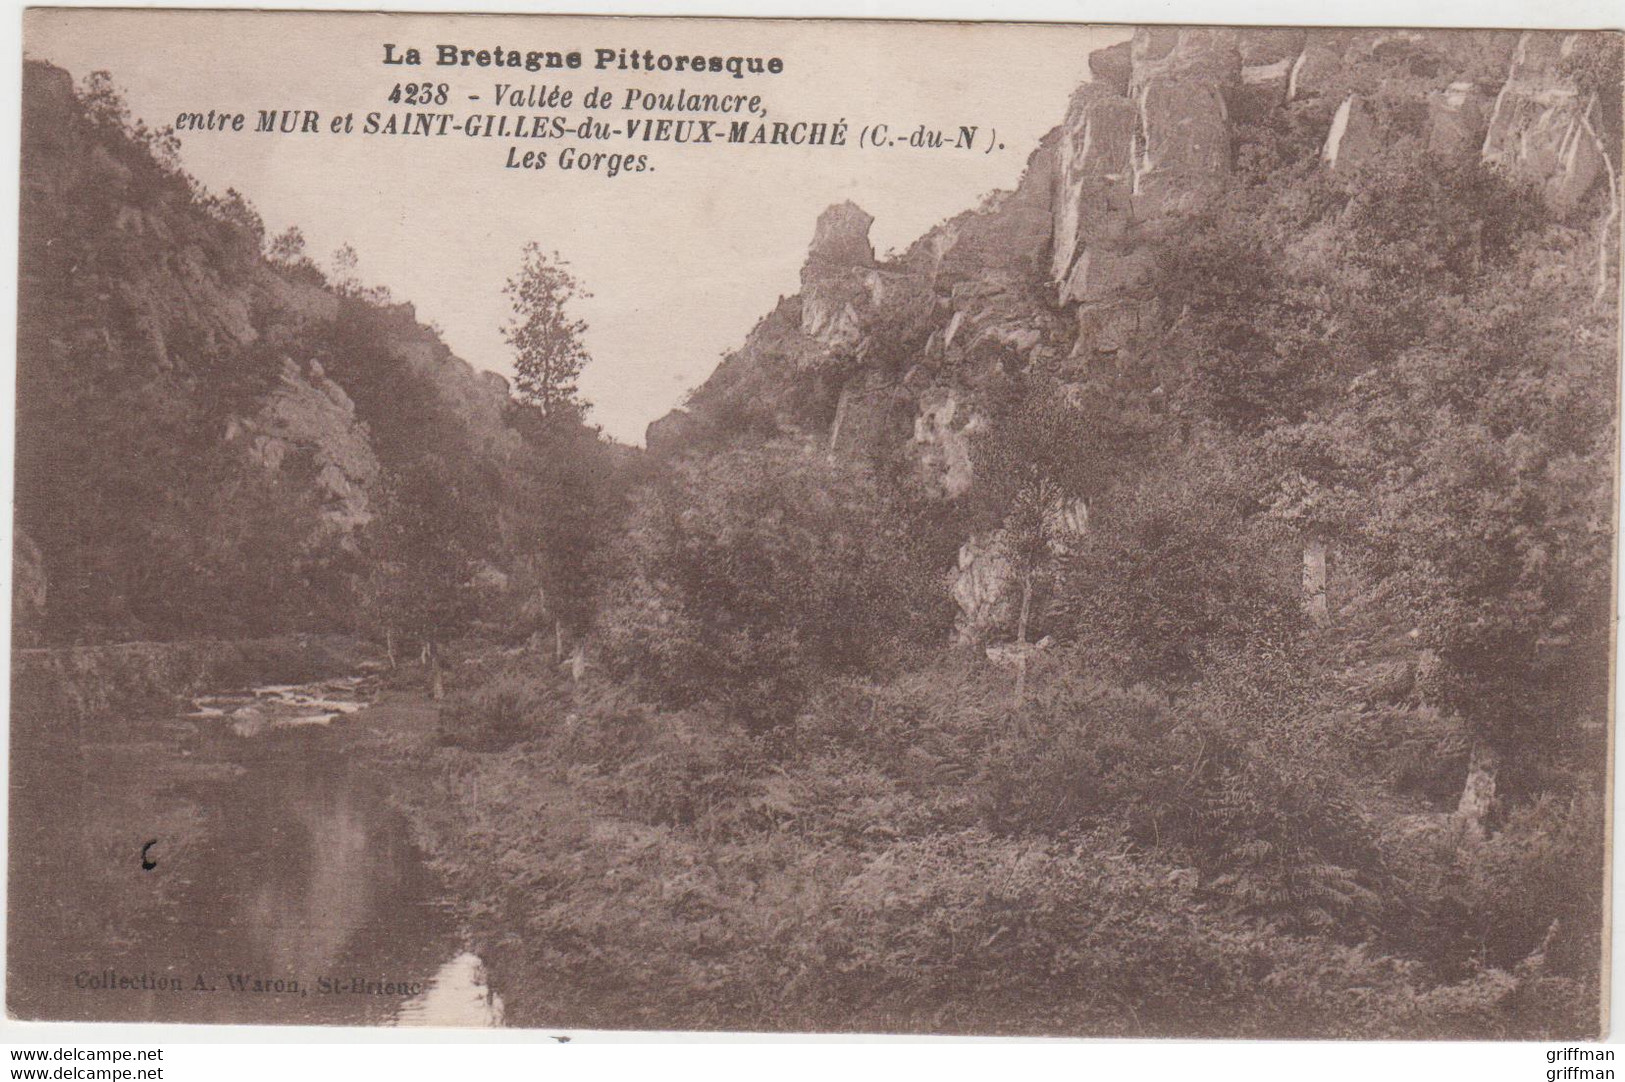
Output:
top-left (652, 28), bottom-right (1622, 640)
top-left (16, 60), bottom-right (534, 638)
top-left (20, 61), bottom-right (521, 539)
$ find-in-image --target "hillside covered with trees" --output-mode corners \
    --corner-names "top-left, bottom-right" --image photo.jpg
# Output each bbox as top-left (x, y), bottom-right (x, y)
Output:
top-left (16, 60), bottom-right (624, 659)
top-left (13, 26), bottom-right (1623, 1038)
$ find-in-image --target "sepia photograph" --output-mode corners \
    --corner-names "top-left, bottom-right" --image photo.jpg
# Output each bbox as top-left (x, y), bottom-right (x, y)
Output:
top-left (7, 8), bottom-right (1623, 1042)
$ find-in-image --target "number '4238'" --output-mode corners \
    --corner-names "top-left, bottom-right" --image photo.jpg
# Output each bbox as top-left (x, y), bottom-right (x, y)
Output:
top-left (388, 83), bottom-right (449, 105)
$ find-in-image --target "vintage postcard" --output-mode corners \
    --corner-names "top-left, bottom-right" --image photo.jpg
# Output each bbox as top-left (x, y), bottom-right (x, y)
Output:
top-left (10, 9), bottom-right (1622, 1037)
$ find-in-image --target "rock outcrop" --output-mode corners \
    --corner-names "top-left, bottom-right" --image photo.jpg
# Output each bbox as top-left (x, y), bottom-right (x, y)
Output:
top-left (373, 302), bottom-right (524, 460)
top-left (227, 357), bottom-right (381, 532)
top-left (800, 202), bottom-right (877, 347)
top-left (757, 28), bottom-right (1610, 360)
top-left (1482, 32), bottom-right (1615, 214)
top-left (646, 407), bottom-right (698, 455)
top-left (11, 637), bottom-right (362, 735)
top-left (668, 28), bottom-right (1624, 453)
top-left (1130, 28), bottom-right (1242, 220)
top-left (657, 28), bottom-right (1621, 640)
top-left (951, 536), bottom-right (1014, 643)
top-left (913, 386), bottom-right (984, 498)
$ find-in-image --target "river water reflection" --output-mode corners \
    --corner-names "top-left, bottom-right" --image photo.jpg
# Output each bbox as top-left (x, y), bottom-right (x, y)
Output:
top-left (9, 678), bottom-right (501, 1027)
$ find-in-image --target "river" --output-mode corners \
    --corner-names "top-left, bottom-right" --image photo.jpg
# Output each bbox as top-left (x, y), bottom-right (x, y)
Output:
top-left (8, 672), bottom-right (501, 1027)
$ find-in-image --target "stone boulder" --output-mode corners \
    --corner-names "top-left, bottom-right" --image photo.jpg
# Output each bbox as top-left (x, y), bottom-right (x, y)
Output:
top-left (913, 386), bottom-right (986, 498)
top-left (229, 356), bottom-right (381, 532)
top-left (228, 704), bottom-right (270, 738)
top-left (951, 534), bottom-right (1014, 643)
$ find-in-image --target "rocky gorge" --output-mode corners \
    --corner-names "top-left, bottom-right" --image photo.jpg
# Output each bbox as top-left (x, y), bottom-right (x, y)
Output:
top-left (651, 28), bottom-right (1621, 644)
top-left (12, 25), bottom-right (1622, 1037)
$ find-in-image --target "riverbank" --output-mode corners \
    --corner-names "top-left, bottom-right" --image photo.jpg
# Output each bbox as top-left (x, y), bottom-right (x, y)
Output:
top-left (12, 636), bottom-right (373, 737)
top-left (384, 648), bottom-right (1603, 1038)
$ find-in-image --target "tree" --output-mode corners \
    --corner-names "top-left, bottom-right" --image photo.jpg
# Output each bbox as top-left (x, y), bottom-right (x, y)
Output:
top-left (267, 225), bottom-right (308, 265)
top-left (364, 455), bottom-right (483, 698)
top-left (502, 243), bottom-right (592, 417)
top-left (994, 475), bottom-right (1090, 705)
top-left (330, 243), bottom-right (360, 293)
top-left (265, 225), bottom-right (325, 285)
top-left (329, 243), bottom-right (392, 303)
top-left (505, 404), bottom-right (625, 657)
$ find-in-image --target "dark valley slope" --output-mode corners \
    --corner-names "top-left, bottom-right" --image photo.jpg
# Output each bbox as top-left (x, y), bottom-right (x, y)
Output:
top-left (17, 60), bottom-right (617, 647)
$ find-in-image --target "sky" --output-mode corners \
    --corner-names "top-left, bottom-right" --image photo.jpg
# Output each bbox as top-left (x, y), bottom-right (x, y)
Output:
top-left (25, 11), bottom-right (1128, 444)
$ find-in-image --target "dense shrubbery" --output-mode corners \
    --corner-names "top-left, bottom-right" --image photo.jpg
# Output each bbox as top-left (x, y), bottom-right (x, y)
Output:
top-left (16, 71), bottom-right (320, 638)
top-left (598, 436), bottom-right (952, 729)
top-left (1167, 147), bottom-right (1614, 805)
top-left (414, 645), bottom-right (1597, 1036)
top-left (1050, 455), bottom-right (1303, 681)
top-left (437, 666), bottom-right (560, 752)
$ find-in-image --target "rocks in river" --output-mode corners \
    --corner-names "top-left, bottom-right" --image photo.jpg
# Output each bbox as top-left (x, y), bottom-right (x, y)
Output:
top-left (228, 705), bottom-right (270, 738)
top-left (205, 675), bottom-right (375, 737)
